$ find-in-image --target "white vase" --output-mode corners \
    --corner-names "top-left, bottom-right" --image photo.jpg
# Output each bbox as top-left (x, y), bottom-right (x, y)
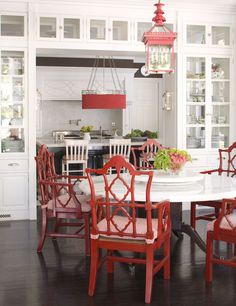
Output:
top-left (83, 132), bottom-right (91, 140)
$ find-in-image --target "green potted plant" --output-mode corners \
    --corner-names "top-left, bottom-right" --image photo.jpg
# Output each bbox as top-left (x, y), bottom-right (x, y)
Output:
top-left (154, 148), bottom-right (191, 174)
top-left (80, 125), bottom-right (93, 140)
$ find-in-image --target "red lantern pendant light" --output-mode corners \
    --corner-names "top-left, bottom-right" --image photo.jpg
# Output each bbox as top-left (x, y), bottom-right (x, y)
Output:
top-left (142, 1), bottom-right (177, 74)
top-left (82, 57), bottom-right (126, 109)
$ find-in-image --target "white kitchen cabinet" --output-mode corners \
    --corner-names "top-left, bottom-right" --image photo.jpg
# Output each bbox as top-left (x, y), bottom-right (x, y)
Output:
top-left (38, 15), bottom-right (83, 41)
top-left (185, 23), bottom-right (232, 48)
top-left (0, 171), bottom-right (28, 220)
top-left (87, 16), bottom-right (130, 43)
top-left (184, 55), bottom-right (231, 151)
top-left (0, 14), bottom-right (26, 39)
top-left (0, 48), bottom-right (29, 220)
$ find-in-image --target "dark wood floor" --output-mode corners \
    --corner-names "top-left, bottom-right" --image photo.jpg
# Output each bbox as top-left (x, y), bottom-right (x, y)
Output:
top-left (0, 211), bottom-right (235, 306)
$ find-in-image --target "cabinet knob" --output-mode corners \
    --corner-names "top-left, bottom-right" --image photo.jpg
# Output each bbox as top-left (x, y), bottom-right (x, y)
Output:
top-left (208, 33), bottom-right (211, 36)
top-left (59, 26), bottom-right (63, 30)
top-left (8, 163), bottom-right (19, 167)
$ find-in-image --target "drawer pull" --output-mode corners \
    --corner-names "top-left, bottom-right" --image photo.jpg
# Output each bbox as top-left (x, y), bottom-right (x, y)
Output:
top-left (192, 158), bottom-right (198, 161)
top-left (8, 163), bottom-right (19, 167)
top-left (217, 157), bottom-right (226, 160)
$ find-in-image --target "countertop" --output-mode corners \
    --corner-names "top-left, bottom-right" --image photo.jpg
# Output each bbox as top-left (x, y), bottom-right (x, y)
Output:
top-left (36, 137), bottom-right (150, 148)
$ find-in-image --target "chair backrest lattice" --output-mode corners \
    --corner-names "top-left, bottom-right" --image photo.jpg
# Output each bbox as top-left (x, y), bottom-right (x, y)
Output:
top-left (86, 155), bottom-right (157, 240)
top-left (109, 139), bottom-right (131, 160)
top-left (132, 139), bottom-right (164, 169)
top-left (35, 145), bottom-right (57, 206)
top-left (218, 142), bottom-right (236, 177)
top-left (65, 139), bottom-right (89, 161)
top-left (35, 144), bottom-right (56, 181)
top-left (35, 144), bottom-right (83, 215)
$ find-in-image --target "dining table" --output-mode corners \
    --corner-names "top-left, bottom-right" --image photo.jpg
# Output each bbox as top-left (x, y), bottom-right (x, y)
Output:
top-left (78, 169), bottom-right (236, 252)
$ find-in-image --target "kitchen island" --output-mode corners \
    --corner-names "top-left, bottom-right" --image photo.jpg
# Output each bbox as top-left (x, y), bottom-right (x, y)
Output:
top-left (36, 137), bottom-right (148, 148)
top-left (37, 137), bottom-right (161, 172)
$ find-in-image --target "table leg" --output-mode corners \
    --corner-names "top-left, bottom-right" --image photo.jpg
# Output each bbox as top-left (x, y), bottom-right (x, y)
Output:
top-left (171, 202), bottom-right (206, 253)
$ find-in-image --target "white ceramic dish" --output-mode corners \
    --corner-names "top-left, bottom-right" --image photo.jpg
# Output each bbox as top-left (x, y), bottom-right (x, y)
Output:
top-left (135, 169), bottom-right (204, 185)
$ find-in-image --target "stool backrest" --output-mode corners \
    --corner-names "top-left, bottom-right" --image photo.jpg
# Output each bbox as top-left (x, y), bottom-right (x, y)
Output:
top-left (109, 138), bottom-right (131, 160)
top-left (65, 139), bottom-right (89, 161)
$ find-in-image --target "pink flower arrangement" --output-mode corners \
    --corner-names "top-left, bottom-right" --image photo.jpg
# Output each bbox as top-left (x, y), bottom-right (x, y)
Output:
top-left (154, 148), bottom-right (192, 172)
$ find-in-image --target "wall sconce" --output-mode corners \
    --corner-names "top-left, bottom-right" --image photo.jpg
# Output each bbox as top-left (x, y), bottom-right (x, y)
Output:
top-left (162, 91), bottom-right (173, 111)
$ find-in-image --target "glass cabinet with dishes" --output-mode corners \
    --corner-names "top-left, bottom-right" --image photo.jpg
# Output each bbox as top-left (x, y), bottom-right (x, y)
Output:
top-left (0, 50), bottom-right (26, 153)
top-left (185, 55), bottom-right (231, 150)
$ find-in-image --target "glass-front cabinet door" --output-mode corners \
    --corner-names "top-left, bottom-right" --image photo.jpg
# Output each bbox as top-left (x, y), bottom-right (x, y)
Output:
top-left (88, 18), bottom-right (107, 41)
top-left (39, 16), bottom-right (58, 39)
top-left (0, 15), bottom-right (25, 38)
top-left (211, 57), bottom-right (230, 148)
top-left (63, 17), bottom-right (81, 40)
top-left (111, 20), bottom-right (129, 41)
top-left (186, 57), bottom-right (206, 149)
top-left (185, 55), bottom-right (231, 150)
top-left (186, 24), bottom-right (231, 47)
top-left (0, 50), bottom-right (25, 153)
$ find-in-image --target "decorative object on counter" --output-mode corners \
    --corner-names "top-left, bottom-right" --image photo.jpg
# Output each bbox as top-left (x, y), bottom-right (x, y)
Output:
top-left (124, 129), bottom-right (158, 141)
top-left (82, 56), bottom-right (126, 109)
top-left (80, 125), bottom-right (93, 140)
top-left (154, 148), bottom-right (192, 174)
top-left (142, 1), bottom-right (177, 74)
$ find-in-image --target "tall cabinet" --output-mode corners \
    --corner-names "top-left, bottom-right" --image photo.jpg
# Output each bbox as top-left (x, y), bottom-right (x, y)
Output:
top-left (0, 9), bottom-right (29, 220)
top-left (178, 18), bottom-right (234, 171)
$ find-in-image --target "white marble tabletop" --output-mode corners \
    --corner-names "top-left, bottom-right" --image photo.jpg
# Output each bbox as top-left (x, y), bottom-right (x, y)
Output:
top-left (78, 171), bottom-right (236, 203)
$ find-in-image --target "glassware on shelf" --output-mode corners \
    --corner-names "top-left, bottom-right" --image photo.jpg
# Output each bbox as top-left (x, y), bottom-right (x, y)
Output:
top-left (1, 128), bottom-right (25, 153)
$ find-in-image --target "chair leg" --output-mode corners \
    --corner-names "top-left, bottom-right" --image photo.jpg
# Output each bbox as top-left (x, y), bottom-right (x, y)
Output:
top-left (234, 244), bottom-right (236, 256)
top-left (84, 213), bottom-right (91, 256)
top-left (191, 202), bottom-right (197, 229)
top-left (163, 237), bottom-right (170, 280)
top-left (145, 244), bottom-right (154, 304)
top-left (53, 218), bottom-right (62, 238)
top-left (107, 250), bottom-right (114, 273)
top-left (205, 231), bottom-right (213, 282)
top-left (37, 208), bottom-right (48, 253)
top-left (88, 239), bottom-right (99, 296)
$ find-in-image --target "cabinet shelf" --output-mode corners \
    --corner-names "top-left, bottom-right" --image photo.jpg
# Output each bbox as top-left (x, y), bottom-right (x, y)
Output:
top-left (186, 102), bottom-right (205, 106)
top-left (187, 78), bottom-right (206, 81)
top-left (211, 124), bottom-right (229, 127)
top-left (187, 124), bottom-right (205, 127)
top-left (211, 79), bottom-right (230, 82)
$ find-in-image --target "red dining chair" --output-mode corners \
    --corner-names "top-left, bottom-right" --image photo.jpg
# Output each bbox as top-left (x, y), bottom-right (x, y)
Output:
top-left (86, 155), bottom-right (171, 304)
top-left (131, 139), bottom-right (164, 170)
top-left (206, 198), bottom-right (236, 282)
top-left (35, 145), bottom-right (91, 255)
top-left (191, 141), bottom-right (236, 229)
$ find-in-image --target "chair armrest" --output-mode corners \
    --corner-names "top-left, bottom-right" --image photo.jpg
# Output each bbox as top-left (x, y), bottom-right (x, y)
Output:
top-left (200, 169), bottom-right (219, 175)
top-left (151, 200), bottom-right (171, 238)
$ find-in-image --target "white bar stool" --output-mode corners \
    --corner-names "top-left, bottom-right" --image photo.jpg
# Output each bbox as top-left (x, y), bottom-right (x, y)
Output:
top-left (62, 139), bottom-right (89, 176)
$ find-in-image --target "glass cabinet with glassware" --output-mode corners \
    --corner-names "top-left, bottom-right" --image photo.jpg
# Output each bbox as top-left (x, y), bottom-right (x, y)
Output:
top-left (0, 48), bottom-right (28, 220)
top-left (185, 55), bottom-right (231, 151)
top-left (0, 50), bottom-right (26, 154)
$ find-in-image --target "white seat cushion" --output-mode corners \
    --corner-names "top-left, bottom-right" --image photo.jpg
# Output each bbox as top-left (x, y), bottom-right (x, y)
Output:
top-left (47, 194), bottom-right (91, 212)
top-left (94, 215), bottom-right (158, 243)
top-left (207, 212), bottom-right (236, 231)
